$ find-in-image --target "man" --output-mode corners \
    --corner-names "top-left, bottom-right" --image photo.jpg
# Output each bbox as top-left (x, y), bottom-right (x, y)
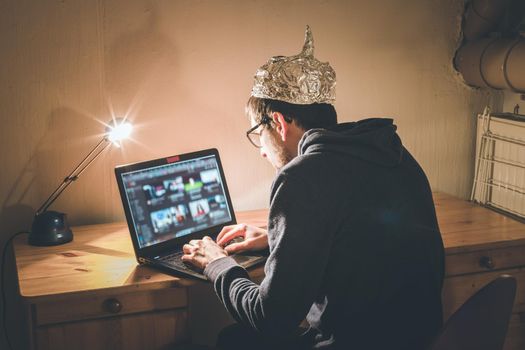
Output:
top-left (182, 26), bottom-right (445, 350)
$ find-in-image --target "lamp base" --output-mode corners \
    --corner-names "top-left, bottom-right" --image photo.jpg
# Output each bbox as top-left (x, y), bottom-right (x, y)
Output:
top-left (29, 211), bottom-right (73, 246)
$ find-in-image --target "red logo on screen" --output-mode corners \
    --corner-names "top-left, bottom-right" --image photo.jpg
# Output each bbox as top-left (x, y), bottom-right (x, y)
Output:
top-left (167, 156), bottom-right (180, 163)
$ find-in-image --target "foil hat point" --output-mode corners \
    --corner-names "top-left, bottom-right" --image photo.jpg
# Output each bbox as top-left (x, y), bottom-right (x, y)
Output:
top-left (251, 25), bottom-right (336, 105)
top-left (301, 25), bottom-right (314, 57)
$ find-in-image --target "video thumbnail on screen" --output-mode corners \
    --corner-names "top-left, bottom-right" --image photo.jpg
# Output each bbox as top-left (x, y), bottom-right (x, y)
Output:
top-left (122, 156), bottom-right (232, 248)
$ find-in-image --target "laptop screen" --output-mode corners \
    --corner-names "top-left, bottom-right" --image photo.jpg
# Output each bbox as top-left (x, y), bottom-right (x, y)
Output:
top-left (119, 153), bottom-right (233, 249)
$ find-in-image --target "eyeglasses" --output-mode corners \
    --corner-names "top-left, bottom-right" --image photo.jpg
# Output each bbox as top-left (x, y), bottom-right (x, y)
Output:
top-left (246, 115), bottom-right (271, 148)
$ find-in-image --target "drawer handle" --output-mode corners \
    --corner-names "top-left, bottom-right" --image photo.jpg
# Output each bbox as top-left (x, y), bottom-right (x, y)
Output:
top-left (479, 256), bottom-right (495, 270)
top-left (103, 298), bottom-right (123, 314)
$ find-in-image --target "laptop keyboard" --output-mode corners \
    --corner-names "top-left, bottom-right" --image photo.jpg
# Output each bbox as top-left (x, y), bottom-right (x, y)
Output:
top-left (158, 251), bottom-right (262, 273)
top-left (159, 251), bottom-right (204, 274)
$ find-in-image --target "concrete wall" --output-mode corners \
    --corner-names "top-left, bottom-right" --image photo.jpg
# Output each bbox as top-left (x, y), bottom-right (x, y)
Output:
top-left (0, 0), bottom-right (503, 347)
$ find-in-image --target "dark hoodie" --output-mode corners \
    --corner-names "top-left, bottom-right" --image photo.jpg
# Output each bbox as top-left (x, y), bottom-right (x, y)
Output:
top-left (205, 118), bottom-right (445, 350)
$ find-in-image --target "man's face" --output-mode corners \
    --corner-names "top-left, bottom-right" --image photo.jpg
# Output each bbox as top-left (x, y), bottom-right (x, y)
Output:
top-left (250, 116), bottom-right (293, 170)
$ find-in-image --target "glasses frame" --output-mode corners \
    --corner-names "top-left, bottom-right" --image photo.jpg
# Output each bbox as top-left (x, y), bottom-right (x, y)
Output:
top-left (246, 115), bottom-right (271, 148)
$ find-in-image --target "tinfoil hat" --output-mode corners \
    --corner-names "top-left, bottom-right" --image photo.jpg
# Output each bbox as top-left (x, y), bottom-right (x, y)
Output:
top-left (251, 26), bottom-right (336, 105)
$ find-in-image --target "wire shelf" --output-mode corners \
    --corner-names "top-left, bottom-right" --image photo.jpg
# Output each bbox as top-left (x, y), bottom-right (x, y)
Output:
top-left (471, 108), bottom-right (525, 221)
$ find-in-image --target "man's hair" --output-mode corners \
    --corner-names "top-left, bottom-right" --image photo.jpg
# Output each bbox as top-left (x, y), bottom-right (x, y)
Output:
top-left (246, 96), bottom-right (337, 130)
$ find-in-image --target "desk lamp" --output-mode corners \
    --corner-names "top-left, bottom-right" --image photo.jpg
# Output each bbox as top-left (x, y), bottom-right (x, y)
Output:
top-left (28, 118), bottom-right (133, 246)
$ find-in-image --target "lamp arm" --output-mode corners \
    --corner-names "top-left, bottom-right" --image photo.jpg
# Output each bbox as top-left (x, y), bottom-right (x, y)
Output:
top-left (36, 137), bottom-right (111, 215)
top-left (71, 138), bottom-right (111, 178)
top-left (64, 137), bottom-right (109, 181)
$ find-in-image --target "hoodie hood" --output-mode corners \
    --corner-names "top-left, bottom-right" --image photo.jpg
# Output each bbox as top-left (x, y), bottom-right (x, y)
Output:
top-left (298, 118), bottom-right (403, 167)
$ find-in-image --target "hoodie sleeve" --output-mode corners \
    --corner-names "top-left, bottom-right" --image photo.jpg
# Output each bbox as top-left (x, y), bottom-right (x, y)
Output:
top-left (204, 172), bottom-right (337, 338)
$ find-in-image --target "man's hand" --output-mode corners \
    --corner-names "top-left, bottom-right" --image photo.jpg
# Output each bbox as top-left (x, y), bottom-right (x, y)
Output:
top-left (216, 224), bottom-right (268, 254)
top-left (181, 236), bottom-right (228, 269)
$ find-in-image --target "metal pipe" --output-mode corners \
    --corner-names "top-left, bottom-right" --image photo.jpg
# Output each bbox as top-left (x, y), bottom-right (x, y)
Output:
top-left (455, 37), bottom-right (525, 93)
top-left (463, 0), bottom-right (509, 40)
top-left (455, 0), bottom-right (525, 93)
top-left (505, 39), bottom-right (525, 91)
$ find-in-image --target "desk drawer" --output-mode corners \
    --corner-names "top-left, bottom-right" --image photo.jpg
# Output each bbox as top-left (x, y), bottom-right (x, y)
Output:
top-left (36, 308), bottom-right (188, 350)
top-left (442, 267), bottom-right (525, 320)
top-left (445, 245), bottom-right (525, 276)
top-left (34, 287), bottom-right (188, 326)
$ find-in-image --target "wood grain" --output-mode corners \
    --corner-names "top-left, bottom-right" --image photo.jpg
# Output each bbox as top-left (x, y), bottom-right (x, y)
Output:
top-left (11, 192), bottom-right (525, 350)
top-left (445, 245), bottom-right (525, 277)
top-left (13, 193), bottom-right (525, 301)
top-left (35, 287), bottom-right (187, 326)
top-left (35, 309), bottom-right (188, 350)
top-left (442, 267), bottom-right (525, 318)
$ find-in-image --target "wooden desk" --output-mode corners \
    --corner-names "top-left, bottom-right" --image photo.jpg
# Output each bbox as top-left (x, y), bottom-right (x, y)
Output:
top-left (13, 193), bottom-right (525, 350)
top-left (13, 210), bottom-right (266, 350)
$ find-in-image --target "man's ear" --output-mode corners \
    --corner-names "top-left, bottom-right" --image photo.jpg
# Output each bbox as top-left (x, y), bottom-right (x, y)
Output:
top-left (270, 112), bottom-right (289, 141)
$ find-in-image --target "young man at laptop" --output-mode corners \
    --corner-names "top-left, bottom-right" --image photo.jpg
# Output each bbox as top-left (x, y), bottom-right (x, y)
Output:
top-left (182, 27), bottom-right (445, 350)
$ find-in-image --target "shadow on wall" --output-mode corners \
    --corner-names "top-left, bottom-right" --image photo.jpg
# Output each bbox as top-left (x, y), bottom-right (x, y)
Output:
top-left (32, 105), bottom-right (117, 227)
top-left (0, 107), bottom-right (126, 349)
top-left (1, 127), bottom-right (48, 234)
top-left (0, 2), bottom-right (180, 347)
top-left (99, 2), bottom-right (180, 219)
top-left (2, 2), bottom-right (180, 230)
top-left (0, 130), bottom-right (47, 350)
top-left (104, 2), bottom-right (178, 121)
top-left (1, 104), bottom-right (98, 248)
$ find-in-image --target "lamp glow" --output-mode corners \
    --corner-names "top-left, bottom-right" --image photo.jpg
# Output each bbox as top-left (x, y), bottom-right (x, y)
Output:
top-left (29, 117), bottom-right (133, 246)
top-left (107, 119), bottom-right (133, 145)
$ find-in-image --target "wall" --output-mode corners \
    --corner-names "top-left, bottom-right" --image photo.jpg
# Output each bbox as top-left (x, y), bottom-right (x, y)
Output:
top-left (503, 91), bottom-right (525, 113)
top-left (0, 0), bottom-right (503, 348)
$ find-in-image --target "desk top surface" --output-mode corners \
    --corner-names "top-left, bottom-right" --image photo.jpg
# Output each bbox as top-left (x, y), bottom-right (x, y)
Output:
top-left (14, 192), bottom-right (525, 301)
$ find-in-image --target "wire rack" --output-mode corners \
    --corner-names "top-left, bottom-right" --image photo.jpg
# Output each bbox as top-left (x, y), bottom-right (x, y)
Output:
top-left (471, 108), bottom-right (525, 221)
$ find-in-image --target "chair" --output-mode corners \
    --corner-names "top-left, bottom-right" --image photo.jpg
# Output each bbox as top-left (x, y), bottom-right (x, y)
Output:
top-left (429, 275), bottom-right (517, 350)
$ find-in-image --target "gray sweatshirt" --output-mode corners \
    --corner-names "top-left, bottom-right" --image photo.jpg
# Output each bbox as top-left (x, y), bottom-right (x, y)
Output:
top-left (205, 118), bottom-right (444, 350)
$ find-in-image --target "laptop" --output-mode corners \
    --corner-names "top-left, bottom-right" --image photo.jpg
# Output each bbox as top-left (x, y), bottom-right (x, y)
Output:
top-left (115, 148), bottom-right (266, 280)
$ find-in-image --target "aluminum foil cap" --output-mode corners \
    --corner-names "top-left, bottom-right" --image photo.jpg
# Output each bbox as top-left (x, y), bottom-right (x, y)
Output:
top-left (251, 26), bottom-right (336, 105)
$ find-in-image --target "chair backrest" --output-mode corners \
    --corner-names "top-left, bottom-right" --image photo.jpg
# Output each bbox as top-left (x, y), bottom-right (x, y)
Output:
top-left (429, 275), bottom-right (517, 350)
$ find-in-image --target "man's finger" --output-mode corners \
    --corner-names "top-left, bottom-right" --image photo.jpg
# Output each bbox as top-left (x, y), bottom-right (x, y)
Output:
top-left (181, 253), bottom-right (194, 261)
top-left (224, 241), bottom-right (249, 254)
top-left (217, 224), bottom-right (247, 244)
top-left (182, 244), bottom-right (194, 254)
top-left (216, 225), bottom-right (235, 242)
top-left (181, 254), bottom-right (205, 269)
top-left (189, 239), bottom-right (201, 247)
top-left (217, 230), bottom-right (239, 246)
top-left (217, 228), bottom-right (244, 246)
